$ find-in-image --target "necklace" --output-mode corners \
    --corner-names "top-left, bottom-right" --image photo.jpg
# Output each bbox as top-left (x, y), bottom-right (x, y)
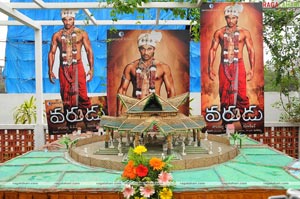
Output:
top-left (135, 59), bottom-right (156, 99)
top-left (61, 28), bottom-right (78, 98)
top-left (223, 26), bottom-right (239, 81)
top-left (223, 26), bottom-right (239, 105)
top-left (61, 28), bottom-right (77, 67)
top-left (61, 28), bottom-right (77, 84)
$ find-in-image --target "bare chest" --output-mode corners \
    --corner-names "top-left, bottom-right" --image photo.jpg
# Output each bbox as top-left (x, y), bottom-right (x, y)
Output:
top-left (131, 64), bottom-right (164, 80)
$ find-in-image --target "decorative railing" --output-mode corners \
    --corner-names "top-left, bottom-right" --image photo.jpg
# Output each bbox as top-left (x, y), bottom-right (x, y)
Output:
top-left (248, 122), bottom-right (300, 159)
top-left (0, 122), bottom-right (299, 163)
top-left (0, 125), bottom-right (62, 163)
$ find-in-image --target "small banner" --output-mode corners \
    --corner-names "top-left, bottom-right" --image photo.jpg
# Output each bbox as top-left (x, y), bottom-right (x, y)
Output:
top-left (45, 96), bottom-right (107, 135)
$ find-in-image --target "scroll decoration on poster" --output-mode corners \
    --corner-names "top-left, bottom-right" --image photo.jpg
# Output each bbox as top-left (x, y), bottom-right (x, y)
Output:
top-left (45, 96), bottom-right (107, 135)
top-left (49, 105), bottom-right (101, 124)
top-left (205, 105), bottom-right (263, 122)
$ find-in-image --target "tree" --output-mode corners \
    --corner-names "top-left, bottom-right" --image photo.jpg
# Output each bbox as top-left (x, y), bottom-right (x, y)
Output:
top-left (106, 0), bottom-right (200, 41)
top-left (264, 67), bottom-right (280, 92)
top-left (263, 9), bottom-right (300, 122)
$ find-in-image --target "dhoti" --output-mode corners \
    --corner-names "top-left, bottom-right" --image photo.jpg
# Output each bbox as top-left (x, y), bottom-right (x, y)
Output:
top-left (219, 59), bottom-right (249, 112)
top-left (59, 60), bottom-right (91, 110)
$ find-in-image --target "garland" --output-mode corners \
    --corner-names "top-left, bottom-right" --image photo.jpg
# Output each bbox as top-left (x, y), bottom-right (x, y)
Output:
top-left (61, 28), bottom-right (78, 95)
top-left (223, 26), bottom-right (239, 97)
top-left (136, 59), bottom-right (156, 99)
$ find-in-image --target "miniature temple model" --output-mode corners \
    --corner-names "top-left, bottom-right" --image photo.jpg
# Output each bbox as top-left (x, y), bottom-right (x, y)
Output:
top-left (100, 93), bottom-right (205, 155)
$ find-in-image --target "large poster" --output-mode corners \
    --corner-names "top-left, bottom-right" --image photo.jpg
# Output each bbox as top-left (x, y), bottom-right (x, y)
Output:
top-left (107, 30), bottom-right (190, 116)
top-left (201, 3), bottom-right (264, 134)
top-left (45, 96), bottom-right (107, 135)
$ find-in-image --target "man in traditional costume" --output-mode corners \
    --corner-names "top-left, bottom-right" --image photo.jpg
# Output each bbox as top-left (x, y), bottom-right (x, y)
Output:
top-left (207, 4), bottom-right (255, 130)
top-left (117, 31), bottom-right (176, 115)
top-left (48, 9), bottom-right (94, 122)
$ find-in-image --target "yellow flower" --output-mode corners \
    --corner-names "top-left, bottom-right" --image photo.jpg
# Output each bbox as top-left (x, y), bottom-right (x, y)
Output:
top-left (133, 145), bottom-right (147, 155)
top-left (149, 157), bottom-right (165, 170)
top-left (159, 187), bottom-right (173, 199)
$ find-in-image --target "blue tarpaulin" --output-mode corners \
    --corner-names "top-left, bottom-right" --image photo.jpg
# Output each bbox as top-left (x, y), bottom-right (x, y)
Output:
top-left (3, 0), bottom-right (201, 93)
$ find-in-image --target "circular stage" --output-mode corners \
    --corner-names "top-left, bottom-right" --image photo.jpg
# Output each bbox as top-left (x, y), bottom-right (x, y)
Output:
top-left (69, 134), bottom-right (238, 170)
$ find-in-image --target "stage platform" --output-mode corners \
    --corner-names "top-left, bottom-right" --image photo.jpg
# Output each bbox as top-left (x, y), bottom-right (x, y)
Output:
top-left (0, 136), bottom-right (299, 198)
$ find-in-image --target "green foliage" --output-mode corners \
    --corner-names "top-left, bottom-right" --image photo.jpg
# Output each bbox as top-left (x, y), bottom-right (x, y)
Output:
top-left (187, 7), bottom-right (200, 42)
top-left (264, 10), bottom-right (299, 87)
top-left (59, 136), bottom-right (72, 149)
top-left (59, 135), bottom-right (79, 149)
top-left (107, 0), bottom-right (149, 21)
top-left (107, 0), bottom-right (200, 41)
top-left (189, 97), bottom-right (194, 116)
top-left (264, 68), bottom-right (281, 92)
top-left (272, 93), bottom-right (300, 122)
top-left (231, 132), bottom-right (244, 148)
top-left (264, 9), bottom-right (300, 122)
top-left (97, 97), bottom-right (106, 118)
top-left (13, 96), bottom-right (37, 124)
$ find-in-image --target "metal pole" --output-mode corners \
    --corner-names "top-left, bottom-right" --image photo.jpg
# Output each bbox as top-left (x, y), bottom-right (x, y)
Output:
top-left (33, 26), bottom-right (45, 150)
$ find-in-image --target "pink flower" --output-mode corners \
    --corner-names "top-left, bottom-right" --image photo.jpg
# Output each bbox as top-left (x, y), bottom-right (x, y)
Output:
top-left (122, 184), bottom-right (135, 199)
top-left (158, 171), bottom-right (173, 186)
top-left (139, 183), bottom-right (155, 197)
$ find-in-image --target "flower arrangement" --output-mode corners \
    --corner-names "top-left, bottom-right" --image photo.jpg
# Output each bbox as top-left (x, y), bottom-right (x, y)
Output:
top-left (121, 145), bottom-right (174, 199)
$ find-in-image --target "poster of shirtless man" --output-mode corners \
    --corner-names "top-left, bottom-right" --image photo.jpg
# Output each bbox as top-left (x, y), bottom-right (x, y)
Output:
top-left (201, 3), bottom-right (264, 134)
top-left (107, 30), bottom-right (190, 116)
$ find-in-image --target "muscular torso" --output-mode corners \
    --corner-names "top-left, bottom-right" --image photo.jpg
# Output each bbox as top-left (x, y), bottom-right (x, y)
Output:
top-left (54, 28), bottom-right (85, 63)
top-left (128, 59), bottom-right (167, 98)
top-left (218, 26), bottom-right (247, 60)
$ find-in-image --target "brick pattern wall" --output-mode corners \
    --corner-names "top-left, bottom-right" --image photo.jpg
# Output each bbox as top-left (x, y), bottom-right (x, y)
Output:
top-left (0, 129), bottom-right (34, 162)
top-left (45, 131), bottom-right (63, 144)
top-left (248, 126), bottom-right (299, 159)
top-left (0, 129), bottom-right (63, 163)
